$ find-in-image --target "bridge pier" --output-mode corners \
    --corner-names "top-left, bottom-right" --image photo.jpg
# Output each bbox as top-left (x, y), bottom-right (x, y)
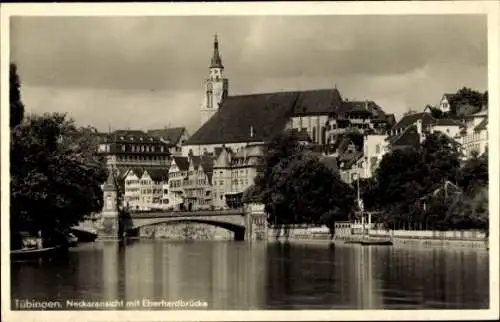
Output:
top-left (245, 203), bottom-right (268, 241)
top-left (96, 172), bottom-right (122, 241)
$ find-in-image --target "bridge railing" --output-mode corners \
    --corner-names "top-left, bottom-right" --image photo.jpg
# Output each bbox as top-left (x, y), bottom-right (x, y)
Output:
top-left (128, 208), bottom-right (246, 218)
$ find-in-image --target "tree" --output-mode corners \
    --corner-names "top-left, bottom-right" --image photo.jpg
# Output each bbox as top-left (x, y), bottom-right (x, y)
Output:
top-left (10, 113), bottom-right (108, 249)
top-left (482, 91), bottom-right (488, 107)
top-left (450, 87), bottom-right (484, 116)
top-left (254, 131), bottom-right (355, 234)
top-left (369, 132), bottom-right (461, 229)
top-left (456, 151), bottom-right (488, 194)
top-left (10, 63), bottom-right (25, 128)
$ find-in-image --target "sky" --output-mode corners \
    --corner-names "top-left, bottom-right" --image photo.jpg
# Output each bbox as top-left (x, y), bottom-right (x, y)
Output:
top-left (10, 15), bottom-right (487, 134)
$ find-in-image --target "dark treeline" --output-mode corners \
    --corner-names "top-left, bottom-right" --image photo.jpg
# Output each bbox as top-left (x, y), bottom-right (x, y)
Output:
top-left (245, 129), bottom-right (488, 233)
top-left (9, 63), bottom-right (108, 250)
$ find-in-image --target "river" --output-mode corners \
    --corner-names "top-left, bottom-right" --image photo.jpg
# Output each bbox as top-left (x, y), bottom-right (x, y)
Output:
top-left (11, 240), bottom-right (489, 310)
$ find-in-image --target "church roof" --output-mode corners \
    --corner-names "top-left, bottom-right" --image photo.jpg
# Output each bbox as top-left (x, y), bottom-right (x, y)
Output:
top-left (186, 89), bottom-right (348, 146)
top-left (185, 91), bottom-right (299, 145)
top-left (292, 88), bottom-right (343, 116)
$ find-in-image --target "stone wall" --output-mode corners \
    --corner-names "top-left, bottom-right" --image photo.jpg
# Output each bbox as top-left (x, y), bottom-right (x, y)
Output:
top-left (137, 222), bottom-right (234, 240)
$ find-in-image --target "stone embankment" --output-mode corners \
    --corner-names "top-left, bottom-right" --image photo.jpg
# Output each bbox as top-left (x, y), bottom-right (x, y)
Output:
top-left (269, 226), bottom-right (488, 249)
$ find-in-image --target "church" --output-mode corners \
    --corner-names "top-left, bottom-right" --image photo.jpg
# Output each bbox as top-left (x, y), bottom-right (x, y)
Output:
top-left (182, 35), bottom-right (395, 157)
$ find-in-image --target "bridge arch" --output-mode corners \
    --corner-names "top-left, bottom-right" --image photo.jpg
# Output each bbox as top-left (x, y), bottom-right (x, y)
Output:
top-left (127, 218), bottom-right (246, 240)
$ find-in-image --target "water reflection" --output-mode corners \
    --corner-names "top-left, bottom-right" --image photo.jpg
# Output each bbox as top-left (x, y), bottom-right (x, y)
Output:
top-left (11, 241), bottom-right (488, 310)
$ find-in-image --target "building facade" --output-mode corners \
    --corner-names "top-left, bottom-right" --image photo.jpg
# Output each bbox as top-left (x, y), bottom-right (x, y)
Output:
top-left (98, 130), bottom-right (171, 169)
top-left (123, 168), bottom-right (169, 211)
top-left (361, 134), bottom-right (389, 179)
top-left (167, 156), bottom-right (189, 210)
top-left (211, 144), bottom-right (265, 209)
top-left (461, 109), bottom-right (488, 158)
top-left (183, 155), bottom-right (214, 210)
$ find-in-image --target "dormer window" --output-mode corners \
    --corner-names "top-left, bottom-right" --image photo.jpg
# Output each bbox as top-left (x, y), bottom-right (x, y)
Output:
top-left (130, 136), bottom-right (134, 141)
top-left (120, 136), bottom-right (124, 140)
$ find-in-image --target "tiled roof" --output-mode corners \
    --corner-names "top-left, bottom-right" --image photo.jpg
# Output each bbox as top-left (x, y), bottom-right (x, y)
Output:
top-left (147, 169), bottom-right (169, 182)
top-left (474, 118), bottom-right (488, 132)
top-left (190, 156), bottom-right (202, 169)
top-left (434, 118), bottom-right (463, 127)
top-left (292, 89), bottom-right (343, 116)
top-left (388, 124), bottom-right (421, 148)
top-left (147, 127), bottom-right (186, 146)
top-left (443, 93), bottom-right (456, 101)
top-left (200, 155), bottom-right (214, 184)
top-left (340, 101), bottom-right (373, 115)
top-left (338, 151), bottom-right (363, 170)
top-left (385, 113), bottom-right (396, 125)
top-left (125, 167), bottom-right (145, 178)
top-left (103, 130), bottom-right (164, 144)
top-left (172, 156), bottom-right (189, 171)
top-left (391, 112), bottom-right (434, 131)
top-left (336, 101), bottom-right (390, 123)
top-left (185, 91), bottom-right (300, 145)
top-left (330, 132), bottom-right (364, 154)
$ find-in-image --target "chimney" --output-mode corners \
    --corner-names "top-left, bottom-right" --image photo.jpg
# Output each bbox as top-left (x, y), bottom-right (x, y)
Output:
top-left (365, 100), bottom-right (369, 110)
top-left (250, 126), bottom-right (254, 138)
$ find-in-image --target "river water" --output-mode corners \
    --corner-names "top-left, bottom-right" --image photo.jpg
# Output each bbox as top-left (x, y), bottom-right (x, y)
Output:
top-left (11, 240), bottom-right (489, 310)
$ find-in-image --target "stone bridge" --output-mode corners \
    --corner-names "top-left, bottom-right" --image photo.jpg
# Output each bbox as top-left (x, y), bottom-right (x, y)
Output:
top-left (125, 210), bottom-right (248, 240)
top-left (73, 205), bottom-right (268, 241)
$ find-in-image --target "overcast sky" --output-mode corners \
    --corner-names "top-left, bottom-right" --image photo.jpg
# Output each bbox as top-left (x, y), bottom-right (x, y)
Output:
top-left (10, 15), bottom-right (487, 133)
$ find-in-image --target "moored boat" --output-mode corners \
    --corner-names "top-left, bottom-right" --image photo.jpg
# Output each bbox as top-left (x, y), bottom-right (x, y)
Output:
top-left (359, 239), bottom-right (393, 246)
top-left (11, 246), bottom-right (66, 262)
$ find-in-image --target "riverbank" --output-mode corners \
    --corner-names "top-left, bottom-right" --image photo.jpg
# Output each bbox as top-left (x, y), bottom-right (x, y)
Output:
top-left (268, 228), bottom-right (488, 249)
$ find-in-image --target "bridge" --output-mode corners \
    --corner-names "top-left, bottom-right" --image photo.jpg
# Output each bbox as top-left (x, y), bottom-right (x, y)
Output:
top-left (72, 206), bottom-right (268, 241)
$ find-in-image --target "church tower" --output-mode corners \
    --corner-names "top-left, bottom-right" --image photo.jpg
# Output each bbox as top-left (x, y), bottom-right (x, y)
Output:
top-left (200, 34), bottom-right (229, 126)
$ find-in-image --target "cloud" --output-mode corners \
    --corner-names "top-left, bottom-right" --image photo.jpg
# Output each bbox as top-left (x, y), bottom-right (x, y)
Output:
top-left (21, 86), bottom-right (202, 133)
top-left (11, 15), bottom-right (487, 132)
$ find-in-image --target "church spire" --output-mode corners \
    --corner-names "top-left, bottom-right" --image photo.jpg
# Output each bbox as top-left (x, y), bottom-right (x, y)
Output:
top-left (210, 33), bottom-right (224, 69)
